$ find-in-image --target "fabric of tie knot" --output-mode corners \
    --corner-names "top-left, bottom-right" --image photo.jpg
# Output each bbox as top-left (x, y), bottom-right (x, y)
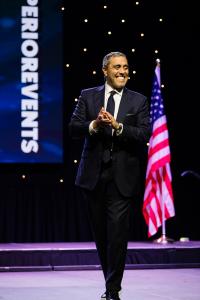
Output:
top-left (106, 91), bottom-right (116, 116)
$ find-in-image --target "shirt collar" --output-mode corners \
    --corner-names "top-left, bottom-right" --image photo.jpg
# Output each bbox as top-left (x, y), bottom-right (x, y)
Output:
top-left (105, 82), bottom-right (123, 97)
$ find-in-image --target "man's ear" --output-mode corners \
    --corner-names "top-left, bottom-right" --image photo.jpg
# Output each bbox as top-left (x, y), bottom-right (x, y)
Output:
top-left (102, 67), bottom-right (107, 77)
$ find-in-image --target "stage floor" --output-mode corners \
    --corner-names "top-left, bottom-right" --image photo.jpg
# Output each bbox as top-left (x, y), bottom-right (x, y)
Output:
top-left (0, 241), bottom-right (200, 271)
top-left (0, 268), bottom-right (199, 300)
top-left (1, 240), bottom-right (200, 250)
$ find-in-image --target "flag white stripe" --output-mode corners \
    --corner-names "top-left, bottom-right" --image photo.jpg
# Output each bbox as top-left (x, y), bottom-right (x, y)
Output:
top-left (153, 115), bottom-right (166, 130)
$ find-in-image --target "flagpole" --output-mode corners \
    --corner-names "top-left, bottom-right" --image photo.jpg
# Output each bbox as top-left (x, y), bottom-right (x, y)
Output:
top-left (155, 169), bottom-right (174, 244)
top-left (154, 59), bottom-right (174, 244)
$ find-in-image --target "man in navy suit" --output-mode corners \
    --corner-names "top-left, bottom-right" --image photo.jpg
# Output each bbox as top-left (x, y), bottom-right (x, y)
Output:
top-left (69, 52), bottom-right (151, 300)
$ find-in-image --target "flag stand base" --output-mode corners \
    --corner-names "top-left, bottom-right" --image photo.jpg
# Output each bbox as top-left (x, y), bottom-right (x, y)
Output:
top-left (154, 234), bottom-right (174, 244)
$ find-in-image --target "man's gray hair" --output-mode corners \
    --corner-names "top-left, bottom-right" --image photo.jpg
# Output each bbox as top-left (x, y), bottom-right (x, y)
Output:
top-left (102, 51), bottom-right (127, 69)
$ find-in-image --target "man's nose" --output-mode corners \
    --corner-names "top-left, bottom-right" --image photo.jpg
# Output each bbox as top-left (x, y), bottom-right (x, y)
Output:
top-left (119, 68), bottom-right (125, 74)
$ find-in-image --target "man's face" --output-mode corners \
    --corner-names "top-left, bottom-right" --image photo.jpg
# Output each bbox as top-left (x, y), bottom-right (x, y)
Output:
top-left (103, 56), bottom-right (129, 91)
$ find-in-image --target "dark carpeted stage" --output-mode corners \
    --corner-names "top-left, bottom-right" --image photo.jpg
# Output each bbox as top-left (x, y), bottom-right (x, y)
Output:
top-left (0, 241), bottom-right (200, 272)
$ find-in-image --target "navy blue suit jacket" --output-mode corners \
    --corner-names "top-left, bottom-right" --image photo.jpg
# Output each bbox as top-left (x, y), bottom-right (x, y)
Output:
top-left (69, 85), bottom-right (151, 197)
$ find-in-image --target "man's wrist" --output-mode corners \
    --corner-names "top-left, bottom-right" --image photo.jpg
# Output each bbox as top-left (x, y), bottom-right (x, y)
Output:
top-left (116, 123), bottom-right (120, 130)
top-left (93, 120), bottom-right (99, 129)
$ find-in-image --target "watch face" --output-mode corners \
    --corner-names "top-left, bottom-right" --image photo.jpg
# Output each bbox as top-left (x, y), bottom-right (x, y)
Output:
top-left (116, 123), bottom-right (122, 134)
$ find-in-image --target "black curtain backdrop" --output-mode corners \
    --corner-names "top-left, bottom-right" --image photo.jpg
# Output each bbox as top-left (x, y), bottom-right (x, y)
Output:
top-left (0, 163), bottom-right (199, 242)
top-left (0, 1), bottom-right (200, 242)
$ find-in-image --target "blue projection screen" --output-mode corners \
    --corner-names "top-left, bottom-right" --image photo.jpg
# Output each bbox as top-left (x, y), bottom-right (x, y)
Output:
top-left (0, 1), bottom-right (63, 163)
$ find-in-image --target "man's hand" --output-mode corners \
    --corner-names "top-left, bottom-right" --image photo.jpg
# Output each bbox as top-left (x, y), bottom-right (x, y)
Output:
top-left (93, 107), bottom-right (112, 129)
top-left (103, 110), bottom-right (120, 130)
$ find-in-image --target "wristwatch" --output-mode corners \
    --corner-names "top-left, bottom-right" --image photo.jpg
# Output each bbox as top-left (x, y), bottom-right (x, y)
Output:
top-left (115, 123), bottom-right (123, 135)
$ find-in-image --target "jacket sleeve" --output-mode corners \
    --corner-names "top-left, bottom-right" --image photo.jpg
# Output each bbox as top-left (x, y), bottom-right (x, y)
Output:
top-left (68, 93), bottom-right (91, 138)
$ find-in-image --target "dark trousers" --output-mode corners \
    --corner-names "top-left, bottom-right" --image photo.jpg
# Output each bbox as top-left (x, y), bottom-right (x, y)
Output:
top-left (87, 163), bottom-right (132, 293)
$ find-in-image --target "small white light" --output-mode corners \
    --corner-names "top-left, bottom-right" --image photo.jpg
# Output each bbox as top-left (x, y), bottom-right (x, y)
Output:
top-left (140, 33), bottom-right (144, 37)
top-left (74, 160), bottom-right (78, 163)
top-left (180, 237), bottom-right (190, 242)
top-left (132, 70), bottom-right (136, 74)
top-left (108, 31), bottom-right (112, 35)
top-left (131, 48), bottom-right (136, 52)
top-left (121, 19), bottom-right (125, 23)
top-left (22, 174), bottom-right (26, 179)
top-left (74, 98), bottom-right (78, 102)
top-left (84, 19), bottom-right (88, 23)
top-left (146, 142), bottom-right (149, 146)
top-left (66, 64), bottom-right (70, 68)
top-left (161, 84), bottom-right (165, 88)
top-left (60, 178), bottom-right (64, 183)
top-left (154, 50), bottom-right (159, 54)
top-left (83, 48), bottom-right (87, 52)
top-left (93, 71), bottom-right (96, 75)
top-left (136, 1), bottom-right (139, 5)
top-left (103, 5), bottom-right (107, 9)
top-left (61, 7), bottom-right (65, 11)
top-left (159, 18), bottom-right (163, 22)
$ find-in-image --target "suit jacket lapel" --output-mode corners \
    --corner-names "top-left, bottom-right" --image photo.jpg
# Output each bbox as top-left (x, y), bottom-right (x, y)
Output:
top-left (94, 85), bottom-right (105, 116)
top-left (116, 88), bottom-right (131, 122)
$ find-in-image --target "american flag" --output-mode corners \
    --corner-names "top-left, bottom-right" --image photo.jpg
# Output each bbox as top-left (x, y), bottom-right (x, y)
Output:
top-left (143, 60), bottom-right (175, 237)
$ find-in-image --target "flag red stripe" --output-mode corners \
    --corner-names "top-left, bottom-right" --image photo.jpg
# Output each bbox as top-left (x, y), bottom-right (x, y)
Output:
top-left (150, 155), bottom-right (171, 172)
top-left (152, 123), bottom-right (168, 138)
top-left (148, 139), bottom-right (169, 158)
